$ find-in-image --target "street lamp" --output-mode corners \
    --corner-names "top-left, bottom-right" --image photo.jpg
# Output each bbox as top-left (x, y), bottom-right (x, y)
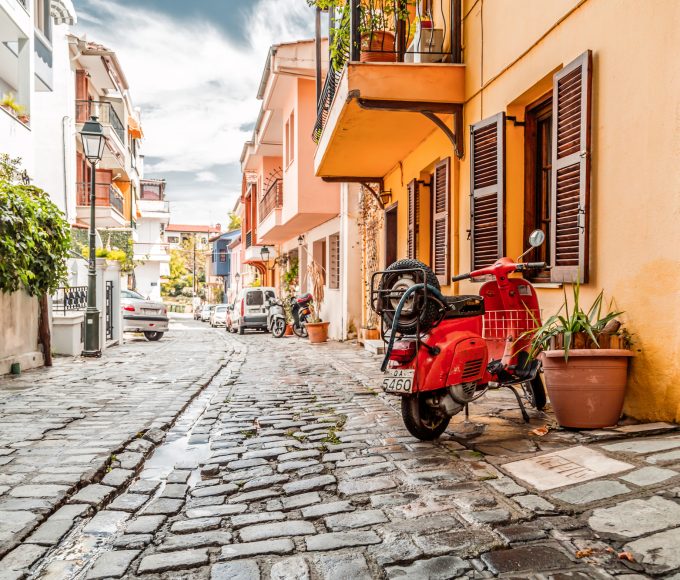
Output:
top-left (80, 116), bottom-right (106, 357)
top-left (235, 272), bottom-right (240, 293)
top-left (260, 246), bottom-right (270, 286)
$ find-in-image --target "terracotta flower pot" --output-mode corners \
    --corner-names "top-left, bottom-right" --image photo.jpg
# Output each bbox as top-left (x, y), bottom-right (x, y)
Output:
top-left (361, 327), bottom-right (380, 342)
top-left (360, 31), bottom-right (397, 63)
top-left (284, 324), bottom-right (294, 337)
top-left (307, 321), bottom-right (330, 344)
top-left (541, 349), bottom-right (634, 429)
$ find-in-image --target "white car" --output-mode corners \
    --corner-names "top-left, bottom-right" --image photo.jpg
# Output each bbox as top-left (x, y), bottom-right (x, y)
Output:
top-left (121, 290), bottom-right (168, 341)
top-left (210, 304), bottom-right (228, 327)
top-left (230, 287), bottom-right (276, 335)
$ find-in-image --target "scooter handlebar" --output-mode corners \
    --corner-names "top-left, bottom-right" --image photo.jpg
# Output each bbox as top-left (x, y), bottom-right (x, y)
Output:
top-left (516, 262), bottom-right (548, 271)
top-left (451, 273), bottom-right (471, 282)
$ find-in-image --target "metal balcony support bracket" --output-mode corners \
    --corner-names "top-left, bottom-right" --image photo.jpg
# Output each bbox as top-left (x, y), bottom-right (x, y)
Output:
top-left (356, 98), bottom-right (464, 159)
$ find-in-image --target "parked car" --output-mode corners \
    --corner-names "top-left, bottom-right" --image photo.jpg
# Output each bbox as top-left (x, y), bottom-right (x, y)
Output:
top-left (210, 304), bottom-right (228, 327)
top-left (121, 289), bottom-right (168, 341)
top-left (199, 304), bottom-right (213, 322)
top-left (226, 304), bottom-right (235, 333)
top-left (231, 287), bottom-right (276, 335)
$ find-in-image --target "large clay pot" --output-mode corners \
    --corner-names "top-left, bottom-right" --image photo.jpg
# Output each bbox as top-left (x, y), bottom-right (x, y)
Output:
top-left (361, 327), bottom-right (380, 343)
top-left (284, 324), bottom-right (294, 337)
top-left (360, 31), bottom-right (397, 63)
top-left (541, 349), bottom-right (634, 429)
top-left (307, 321), bottom-right (330, 344)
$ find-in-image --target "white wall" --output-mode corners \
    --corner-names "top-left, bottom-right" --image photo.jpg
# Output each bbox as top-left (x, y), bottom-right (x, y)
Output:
top-left (32, 24), bottom-right (76, 222)
top-left (136, 261), bottom-right (162, 301)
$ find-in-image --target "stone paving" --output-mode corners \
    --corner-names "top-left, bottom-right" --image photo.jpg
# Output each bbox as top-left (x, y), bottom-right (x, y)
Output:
top-left (1, 320), bottom-right (680, 579)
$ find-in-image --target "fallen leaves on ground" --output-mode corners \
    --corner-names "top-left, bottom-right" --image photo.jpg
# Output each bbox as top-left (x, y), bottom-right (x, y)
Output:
top-left (618, 551), bottom-right (636, 562)
top-left (575, 548), bottom-right (594, 558)
top-left (530, 425), bottom-right (550, 436)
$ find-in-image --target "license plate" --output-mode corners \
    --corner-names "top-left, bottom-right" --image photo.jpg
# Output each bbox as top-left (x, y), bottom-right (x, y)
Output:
top-left (382, 369), bottom-right (415, 394)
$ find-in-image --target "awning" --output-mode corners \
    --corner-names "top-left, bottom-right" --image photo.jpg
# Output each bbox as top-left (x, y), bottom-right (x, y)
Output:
top-left (51, 0), bottom-right (77, 26)
top-left (128, 116), bottom-right (143, 139)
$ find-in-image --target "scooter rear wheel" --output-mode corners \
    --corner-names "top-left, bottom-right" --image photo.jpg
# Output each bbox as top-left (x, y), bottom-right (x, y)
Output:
top-left (526, 375), bottom-right (547, 410)
top-left (401, 394), bottom-right (451, 441)
top-left (272, 318), bottom-right (286, 338)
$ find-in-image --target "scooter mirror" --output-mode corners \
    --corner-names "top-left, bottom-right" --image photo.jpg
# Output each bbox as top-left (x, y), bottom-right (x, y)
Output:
top-left (529, 229), bottom-right (546, 248)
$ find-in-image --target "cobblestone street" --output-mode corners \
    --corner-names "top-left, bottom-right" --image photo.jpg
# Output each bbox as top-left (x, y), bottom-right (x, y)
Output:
top-left (1, 318), bottom-right (680, 579)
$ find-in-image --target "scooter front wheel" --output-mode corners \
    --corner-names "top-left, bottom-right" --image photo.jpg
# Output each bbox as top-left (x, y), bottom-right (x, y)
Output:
top-left (272, 318), bottom-right (286, 338)
top-left (292, 323), bottom-right (308, 338)
top-left (401, 394), bottom-right (451, 441)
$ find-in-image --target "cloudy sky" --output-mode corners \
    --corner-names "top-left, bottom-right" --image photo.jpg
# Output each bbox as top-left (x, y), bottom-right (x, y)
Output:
top-left (72, 0), bottom-right (316, 226)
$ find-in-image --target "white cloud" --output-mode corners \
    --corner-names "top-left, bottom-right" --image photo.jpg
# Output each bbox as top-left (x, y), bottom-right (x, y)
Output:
top-left (196, 171), bottom-right (219, 183)
top-left (75, 0), bottom-right (314, 208)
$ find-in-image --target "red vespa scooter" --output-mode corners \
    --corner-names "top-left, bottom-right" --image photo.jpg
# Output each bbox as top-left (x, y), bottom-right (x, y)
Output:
top-left (370, 230), bottom-right (548, 440)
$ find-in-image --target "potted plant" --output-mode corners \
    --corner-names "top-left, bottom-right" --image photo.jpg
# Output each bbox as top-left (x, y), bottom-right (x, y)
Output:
top-left (1, 93), bottom-right (24, 119)
top-left (306, 261), bottom-right (330, 343)
top-left (526, 284), bottom-right (634, 429)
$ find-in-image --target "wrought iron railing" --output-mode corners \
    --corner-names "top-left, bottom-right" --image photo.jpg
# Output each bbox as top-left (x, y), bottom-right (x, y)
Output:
top-left (313, 0), bottom-right (462, 143)
top-left (76, 100), bottom-right (125, 143)
top-left (77, 182), bottom-right (125, 216)
top-left (53, 286), bottom-right (87, 314)
top-left (259, 179), bottom-right (283, 221)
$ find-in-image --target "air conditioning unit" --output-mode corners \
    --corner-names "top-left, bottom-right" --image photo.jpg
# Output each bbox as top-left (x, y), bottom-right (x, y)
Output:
top-left (404, 28), bottom-right (445, 64)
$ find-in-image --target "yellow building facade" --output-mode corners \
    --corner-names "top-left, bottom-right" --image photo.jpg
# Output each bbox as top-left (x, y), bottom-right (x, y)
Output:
top-left (313, 0), bottom-right (680, 422)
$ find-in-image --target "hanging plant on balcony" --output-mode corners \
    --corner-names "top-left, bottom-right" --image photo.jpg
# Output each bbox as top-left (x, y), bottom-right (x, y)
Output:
top-left (0, 154), bottom-right (71, 367)
top-left (307, 0), bottom-right (414, 70)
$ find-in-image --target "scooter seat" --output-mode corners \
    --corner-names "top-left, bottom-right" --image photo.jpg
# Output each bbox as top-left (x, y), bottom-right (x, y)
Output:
top-left (442, 295), bottom-right (485, 318)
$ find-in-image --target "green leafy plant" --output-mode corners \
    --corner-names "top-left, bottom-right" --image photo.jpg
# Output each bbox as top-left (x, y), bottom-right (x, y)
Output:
top-left (0, 155), bottom-right (71, 366)
top-left (524, 282), bottom-right (626, 361)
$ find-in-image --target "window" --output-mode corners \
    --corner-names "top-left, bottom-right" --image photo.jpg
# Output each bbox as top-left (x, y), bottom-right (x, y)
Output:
top-left (285, 111), bottom-right (295, 167)
top-left (34, 0), bottom-right (51, 40)
top-left (523, 96), bottom-right (553, 282)
top-left (329, 233), bottom-right (340, 289)
top-left (246, 290), bottom-right (263, 306)
top-left (407, 180), bottom-right (420, 259)
top-left (219, 249), bottom-right (227, 263)
top-left (167, 236), bottom-right (180, 244)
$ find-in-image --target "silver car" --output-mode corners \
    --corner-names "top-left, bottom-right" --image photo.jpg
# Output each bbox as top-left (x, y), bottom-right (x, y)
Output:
top-left (121, 289), bottom-right (169, 341)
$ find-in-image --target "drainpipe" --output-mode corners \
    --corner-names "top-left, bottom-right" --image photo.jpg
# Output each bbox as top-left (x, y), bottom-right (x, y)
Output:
top-left (62, 115), bottom-right (70, 220)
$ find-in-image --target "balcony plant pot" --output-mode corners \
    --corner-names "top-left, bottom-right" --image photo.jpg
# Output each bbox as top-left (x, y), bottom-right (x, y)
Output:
top-left (360, 31), bottom-right (397, 63)
top-left (307, 321), bottom-right (330, 344)
top-left (541, 349), bottom-right (634, 429)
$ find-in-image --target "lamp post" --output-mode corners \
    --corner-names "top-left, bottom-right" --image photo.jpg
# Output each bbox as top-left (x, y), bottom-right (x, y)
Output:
top-left (260, 246), bottom-right (270, 285)
top-left (235, 272), bottom-right (240, 294)
top-left (80, 117), bottom-right (106, 357)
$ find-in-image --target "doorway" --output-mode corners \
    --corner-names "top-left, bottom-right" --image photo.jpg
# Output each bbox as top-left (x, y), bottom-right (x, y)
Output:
top-left (384, 202), bottom-right (398, 267)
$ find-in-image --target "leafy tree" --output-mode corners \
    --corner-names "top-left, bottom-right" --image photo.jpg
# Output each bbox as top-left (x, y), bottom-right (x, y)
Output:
top-left (228, 211), bottom-right (241, 231)
top-left (0, 155), bottom-right (71, 366)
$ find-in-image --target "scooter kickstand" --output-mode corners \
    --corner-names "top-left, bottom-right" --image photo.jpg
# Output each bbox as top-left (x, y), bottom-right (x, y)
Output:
top-left (505, 385), bottom-right (530, 423)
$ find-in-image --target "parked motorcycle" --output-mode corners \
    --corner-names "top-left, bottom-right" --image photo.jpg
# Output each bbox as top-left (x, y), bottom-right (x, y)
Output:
top-left (289, 293), bottom-right (313, 338)
top-left (370, 230), bottom-right (548, 440)
top-left (266, 297), bottom-right (287, 338)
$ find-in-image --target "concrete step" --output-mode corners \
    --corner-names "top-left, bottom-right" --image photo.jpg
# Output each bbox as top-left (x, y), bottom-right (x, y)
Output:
top-left (364, 339), bottom-right (385, 355)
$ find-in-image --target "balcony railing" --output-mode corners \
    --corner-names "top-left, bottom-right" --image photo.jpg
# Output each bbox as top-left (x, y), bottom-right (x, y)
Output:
top-left (76, 100), bottom-right (125, 143)
top-left (313, 0), bottom-right (462, 143)
top-left (259, 179), bottom-right (283, 221)
top-left (77, 182), bottom-right (125, 216)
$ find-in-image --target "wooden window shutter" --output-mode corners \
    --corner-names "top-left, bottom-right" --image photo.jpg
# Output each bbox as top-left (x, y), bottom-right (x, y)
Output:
top-left (550, 50), bottom-right (592, 283)
top-left (432, 158), bottom-right (450, 284)
top-left (407, 179), bottom-right (420, 259)
top-left (329, 233), bottom-right (340, 289)
top-left (470, 113), bottom-right (505, 270)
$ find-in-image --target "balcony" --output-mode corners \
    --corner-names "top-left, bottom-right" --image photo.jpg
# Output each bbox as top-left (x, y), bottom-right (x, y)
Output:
top-left (313, 0), bottom-right (464, 179)
top-left (75, 182), bottom-right (127, 227)
top-left (76, 100), bottom-right (125, 145)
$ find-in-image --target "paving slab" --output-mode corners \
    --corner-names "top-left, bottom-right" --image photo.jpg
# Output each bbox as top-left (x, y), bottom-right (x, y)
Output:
top-left (86, 550), bottom-right (140, 579)
top-left (624, 527), bottom-right (680, 574)
top-left (270, 556), bottom-right (310, 580)
top-left (305, 530), bottom-right (382, 551)
top-left (619, 466), bottom-right (677, 486)
top-left (503, 446), bottom-right (634, 491)
top-left (481, 545), bottom-right (574, 574)
top-left (219, 538), bottom-right (295, 560)
top-left (137, 548), bottom-right (209, 573)
top-left (386, 555), bottom-right (469, 579)
top-left (211, 560), bottom-right (261, 580)
top-left (588, 496), bottom-right (680, 538)
top-left (313, 553), bottom-right (372, 580)
top-left (239, 520), bottom-right (315, 542)
top-left (551, 480), bottom-right (631, 505)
